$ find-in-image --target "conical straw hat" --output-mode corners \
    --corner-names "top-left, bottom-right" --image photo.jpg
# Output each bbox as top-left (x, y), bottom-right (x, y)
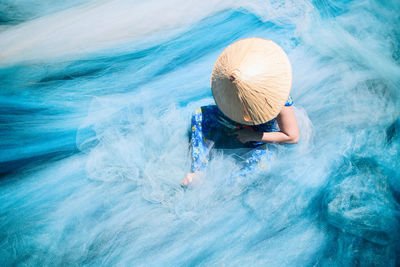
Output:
top-left (211, 38), bottom-right (292, 125)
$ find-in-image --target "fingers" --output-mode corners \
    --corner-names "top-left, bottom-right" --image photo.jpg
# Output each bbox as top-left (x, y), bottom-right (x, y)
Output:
top-left (180, 176), bottom-right (192, 186)
top-left (228, 127), bottom-right (247, 136)
top-left (181, 172), bottom-right (201, 187)
top-left (236, 136), bottom-right (245, 143)
top-left (228, 129), bottom-right (239, 136)
top-left (227, 129), bottom-right (246, 143)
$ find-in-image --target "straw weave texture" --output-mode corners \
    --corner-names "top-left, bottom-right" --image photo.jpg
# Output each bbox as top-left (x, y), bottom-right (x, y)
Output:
top-left (211, 38), bottom-right (292, 125)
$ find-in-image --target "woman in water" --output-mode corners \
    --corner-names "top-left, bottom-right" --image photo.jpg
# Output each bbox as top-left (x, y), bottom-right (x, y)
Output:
top-left (181, 38), bottom-right (300, 186)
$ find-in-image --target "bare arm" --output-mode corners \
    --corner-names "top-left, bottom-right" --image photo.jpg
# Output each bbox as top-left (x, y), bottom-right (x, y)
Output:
top-left (235, 106), bottom-right (300, 144)
top-left (261, 106), bottom-right (299, 143)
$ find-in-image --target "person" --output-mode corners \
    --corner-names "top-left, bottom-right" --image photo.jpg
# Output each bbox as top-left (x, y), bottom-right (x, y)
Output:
top-left (181, 38), bottom-right (300, 186)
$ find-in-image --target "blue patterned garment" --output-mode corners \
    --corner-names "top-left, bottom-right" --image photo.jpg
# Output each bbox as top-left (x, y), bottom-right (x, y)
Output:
top-left (190, 96), bottom-right (294, 173)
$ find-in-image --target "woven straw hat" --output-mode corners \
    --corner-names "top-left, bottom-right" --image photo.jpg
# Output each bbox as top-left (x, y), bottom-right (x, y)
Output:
top-left (211, 38), bottom-right (292, 125)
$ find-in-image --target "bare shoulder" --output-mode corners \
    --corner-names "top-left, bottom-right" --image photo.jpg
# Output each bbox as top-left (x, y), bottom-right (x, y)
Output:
top-left (278, 106), bottom-right (297, 122)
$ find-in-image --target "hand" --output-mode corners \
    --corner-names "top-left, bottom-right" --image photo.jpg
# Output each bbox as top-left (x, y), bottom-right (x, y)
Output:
top-left (181, 172), bottom-right (202, 187)
top-left (231, 128), bottom-right (262, 143)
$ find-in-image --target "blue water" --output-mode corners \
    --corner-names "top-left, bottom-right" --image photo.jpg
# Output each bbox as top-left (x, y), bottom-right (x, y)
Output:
top-left (0, 0), bottom-right (399, 265)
